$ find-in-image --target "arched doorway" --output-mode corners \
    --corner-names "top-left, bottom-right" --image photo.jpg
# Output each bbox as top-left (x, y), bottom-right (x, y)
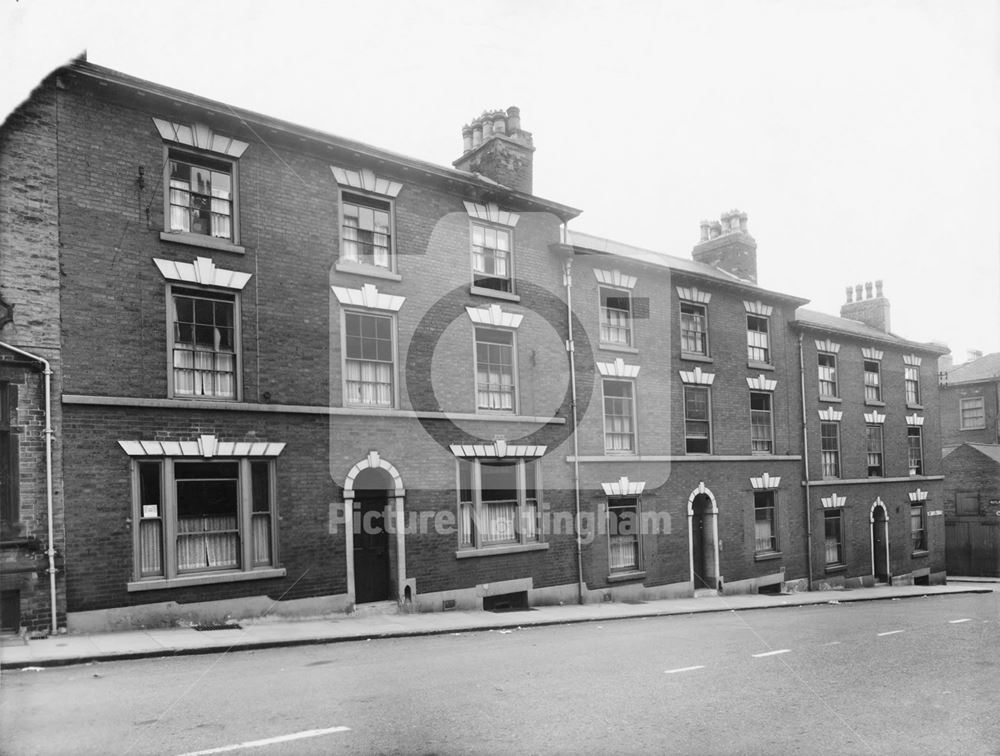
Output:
top-left (870, 499), bottom-right (890, 583)
top-left (343, 451), bottom-right (405, 605)
top-left (688, 483), bottom-right (719, 591)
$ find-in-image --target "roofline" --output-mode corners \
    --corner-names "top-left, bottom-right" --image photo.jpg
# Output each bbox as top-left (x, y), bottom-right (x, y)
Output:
top-left (562, 243), bottom-right (810, 307)
top-left (939, 375), bottom-right (1000, 387)
top-left (790, 318), bottom-right (950, 355)
top-left (62, 60), bottom-right (582, 221)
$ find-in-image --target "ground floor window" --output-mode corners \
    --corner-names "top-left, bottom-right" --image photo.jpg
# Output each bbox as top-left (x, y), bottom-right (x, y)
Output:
top-left (753, 491), bottom-right (778, 554)
top-left (134, 458), bottom-right (276, 580)
top-left (824, 509), bottom-right (844, 567)
top-left (458, 458), bottom-right (538, 549)
top-left (910, 504), bottom-right (927, 553)
top-left (608, 496), bottom-right (641, 573)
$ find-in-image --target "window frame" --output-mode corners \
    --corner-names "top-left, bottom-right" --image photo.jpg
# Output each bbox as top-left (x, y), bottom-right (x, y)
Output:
top-left (823, 509), bottom-right (845, 568)
top-left (341, 309), bottom-right (399, 409)
top-left (866, 424), bottom-right (884, 477)
top-left (904, 365), bottom-right (921, 407)
top-left (0, 383), bottom-right (18, 533)
top-left (164, 147), bottom-right (239, 245)
top-left (473, 326), bottom-right (518, 414)
top-left (910, 503), bottom-right (927, 553)
top-left (469, 221), bottom-right (514, 295)
top-left (166, 283), bottom-right (242, 402)
top-left (746, 314), bottom-right (770, 365)
top-left (753, 490), bottom-right (779, 556)
top-left (817, 352), bottom-right (838, 398)
top-left (679, 301), bottom-right (709, 357)
top-left (959, 396), bottom-right (986, 430)
top-left (684, 385), bottom-right (712, 454)
top-left (130, 457), bottom-right (279, 585)
top-left (863, 359), bottom-right (882, 403)
top-left (338, 190), bottom-right (396, 273)
top-left (749, 391), bottom-right (774, 454)
top-left (820, 421), bottom-right (840, 479)
top-left (456, 458), bottom-right (540, 551)
top-left (907, 426), bottom-right (924, 476)
top-left (598, 285), bottom-right (633, 348)
top-left (602, 378), bottom-right (637, 454)
top-left (607, 496), bottom-right (642, 574)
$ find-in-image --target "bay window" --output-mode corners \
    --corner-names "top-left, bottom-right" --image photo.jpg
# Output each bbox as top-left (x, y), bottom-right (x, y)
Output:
top-left (458, 458), bottom-right (539, 549)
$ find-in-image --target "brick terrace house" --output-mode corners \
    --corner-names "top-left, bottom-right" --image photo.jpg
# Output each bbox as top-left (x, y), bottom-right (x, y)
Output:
top-left (939, 352), bottom-right (1000, 575)
top-left (793, 283), bottom-right (949, 587)
top-left (0, 58), bottom-right (952, 632)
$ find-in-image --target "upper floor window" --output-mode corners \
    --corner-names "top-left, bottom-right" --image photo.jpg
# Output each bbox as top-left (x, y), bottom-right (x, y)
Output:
top-left (599, 287), bottom-right (632, 347)
top-left (818, 353), bottom-right (838, 398)
top-left (863, 359), bottom-right (881, 402)
top-left (820, 421), bottom-right (840, 478)
top-left (608, 496), bottom-right (641, 573)
top-left (458, 458), bottom-right (538, 549)
top-left (746, 315), bottom-right (770, 363)
top-left (344, 312), bottom-right (395, 407)
top-left (471, 223), bottom-right (512, 293)
top-left (904, 365), bottom-right (921, 406)
top-left (866, 425), bottom-right (884, 476)
top-left (170, 287), bottom-right (238, 400)
top-left (341, 193), bottom-right (393, 270)
top-left (680, 302), bottom-right (708, 356)
top-left (960, 397), bottom-right (986, 430)
top-left (168, 151), bottom-right (235, 241)
top-left (684, 386), bottom-right (711, 454)
top-left (603, 379), bottom-right (636, 453)
top-left (475, 327), bottom-right (516, 412)
top-left (750, 391), bottom-right (773, 454)
top-left (907, 427), bottom-right (923, 475)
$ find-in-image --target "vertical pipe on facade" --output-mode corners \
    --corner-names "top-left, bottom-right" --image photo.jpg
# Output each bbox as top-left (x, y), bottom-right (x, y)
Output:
top-left (797, 334), bottom-right (814, 590)
top-left (0, 342), bottom-right (58, 632)
top-left (562, 237), bottom-right (585, 605)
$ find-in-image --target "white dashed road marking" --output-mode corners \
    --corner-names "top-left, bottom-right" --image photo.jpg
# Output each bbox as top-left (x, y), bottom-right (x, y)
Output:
top-left (877, 630), bottom-right (904, 636)
top-left (822, 641), bottom-right (842, 646)
top-left (176, 727), bottom-right (351, 755)
top-left (949, 618), bottom-right (972, 624)
top-left (664, 665), bottom-right (705, 674)
top-left (752, 649), bottom-right (791, 658)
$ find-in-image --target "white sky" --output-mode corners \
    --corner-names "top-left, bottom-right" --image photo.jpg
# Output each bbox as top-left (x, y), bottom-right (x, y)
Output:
top-left (4, 0), bottom-right (998, 361)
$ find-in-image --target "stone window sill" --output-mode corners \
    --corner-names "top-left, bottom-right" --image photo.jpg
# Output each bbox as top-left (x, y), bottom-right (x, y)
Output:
top-left (600, 343), bottom-right (639, 355)
top-left (911, 550), bottom-right (929, 559)
top-left (907, 404), bottom-right (924, 411)
top-left (754, 551), bottom-right (783, 562)
top-left (824, 564), bottom-right (847, 574)
top-left (865, 399), bottom-right (886, 407)
top-left (680, 352), bottom-right (713, 363)
top-left (607, 570), bottom-right (646, 583)
top-left (160, 230), bottom-right (246, 255)
top-left (127, 567), bottom-right (286, 592)
top-left (455, 542), bottom-right (549, 559)
top-left (818, 395), bottom-right (842, 403)
top-left (470, 285), bottom-right (520, 303)
top-left (748, 361), bottom-right (775, 372)
top-left (334, 260), bottom-right (402, 281)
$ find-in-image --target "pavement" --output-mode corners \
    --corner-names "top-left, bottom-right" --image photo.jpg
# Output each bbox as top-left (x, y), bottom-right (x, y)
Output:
top-left (2, 579), bottom-right (996, 669)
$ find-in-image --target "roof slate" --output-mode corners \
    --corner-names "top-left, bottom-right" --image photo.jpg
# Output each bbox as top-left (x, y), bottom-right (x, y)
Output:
top-left (942, 352), bottom-right (1000, 385)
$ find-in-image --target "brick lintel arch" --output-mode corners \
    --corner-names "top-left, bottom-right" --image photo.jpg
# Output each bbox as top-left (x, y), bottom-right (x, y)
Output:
top-left (342, 450), bottom-right (404, 500)
top-left (686, 482), bottom-right (718, 515)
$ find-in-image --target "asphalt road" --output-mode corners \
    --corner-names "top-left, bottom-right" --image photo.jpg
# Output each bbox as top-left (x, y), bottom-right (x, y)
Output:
top-left (2, 593), bottom-right (999, 755)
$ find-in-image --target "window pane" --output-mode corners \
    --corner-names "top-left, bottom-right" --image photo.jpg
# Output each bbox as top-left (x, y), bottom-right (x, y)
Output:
top-left (175, 462), bottom-right (240, 572)
top-left (754, 491), bottom-right (777, 553)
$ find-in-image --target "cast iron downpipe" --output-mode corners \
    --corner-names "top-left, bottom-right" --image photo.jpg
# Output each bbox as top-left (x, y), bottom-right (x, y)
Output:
top-left (561, 231), bottom-right (585, 605)
top-left (797, 333), bottom-right (814, 590)
top-left (0, 342), bottom-right (58, 633)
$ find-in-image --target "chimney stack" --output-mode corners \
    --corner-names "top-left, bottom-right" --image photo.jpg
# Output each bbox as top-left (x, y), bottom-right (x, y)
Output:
top-left (840, 279), bottom-right (891, 332)
top-left (691, 209), bottom-right (757, 283)
top-left (453, 106), bottom-right (535, 194)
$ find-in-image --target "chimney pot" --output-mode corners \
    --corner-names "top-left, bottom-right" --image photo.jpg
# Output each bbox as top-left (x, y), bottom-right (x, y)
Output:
top-left (482, 119), bottom-right (493, 139)
top-left (855, 284), bottom-right (863, 301)
top-left (472, 121), bottom-right (482, 148)
top-left (493, 114), bottom-right (506, 135)
top-left (506, 106), bottom-right (521, 132)
top-left (875, 279), bottom-right (883, 297)
top-left (462, 125), bottom-right (473, 153)
top-left (845, 286), bottom-right (854, 304)
top-left (865, 281), bottom-right (873, 299)
top-left (699, 220), bottom-right (712, 242)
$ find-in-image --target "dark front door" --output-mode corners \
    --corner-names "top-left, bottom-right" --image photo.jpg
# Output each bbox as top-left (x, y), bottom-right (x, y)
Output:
top-left (872, 510), bottom-right (888, 582)
top-left (691, 498), bottom-right (711, 589)
top-left (354, 495), bottom-right (390, 603)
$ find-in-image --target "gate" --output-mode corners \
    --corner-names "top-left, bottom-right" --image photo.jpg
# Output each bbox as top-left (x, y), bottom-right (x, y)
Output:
top-left (946, 518), bottom-right (1000, 577)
